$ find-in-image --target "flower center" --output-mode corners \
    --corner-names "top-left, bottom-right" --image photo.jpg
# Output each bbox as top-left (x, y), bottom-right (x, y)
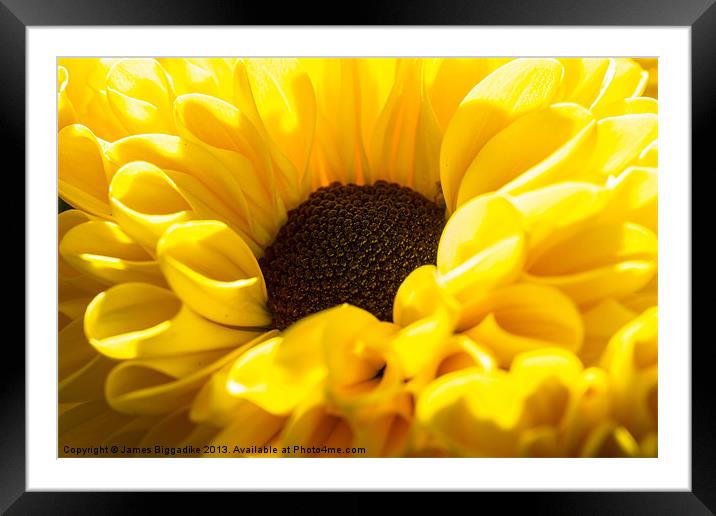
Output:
top-left (259, 181), bottom-right (446, 330)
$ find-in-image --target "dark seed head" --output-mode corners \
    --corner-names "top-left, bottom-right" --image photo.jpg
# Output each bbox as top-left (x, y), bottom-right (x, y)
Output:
top-left (259, 181), bottom-right (446, 330)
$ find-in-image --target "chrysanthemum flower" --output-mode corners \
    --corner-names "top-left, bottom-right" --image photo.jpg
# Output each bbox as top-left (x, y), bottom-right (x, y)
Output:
top-left (58, 57), bottom-right (657, 457)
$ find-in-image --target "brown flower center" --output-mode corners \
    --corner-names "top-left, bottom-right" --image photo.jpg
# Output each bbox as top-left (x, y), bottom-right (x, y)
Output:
top-left (259, 181), bottom-right (445, 330)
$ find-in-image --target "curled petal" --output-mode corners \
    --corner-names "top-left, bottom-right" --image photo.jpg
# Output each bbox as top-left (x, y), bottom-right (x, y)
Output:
top-left (416, 369), bottom-right (523, 457)
top-left (324, 320), bottom-right (402, 410)
top-left (226, 305), bottom-right (377, 415)
top-left (405, 335), bottom-right (497, 395)
top-left (278, 394), bottom-right (358, 457)
top-left (600, 307), bottom-right (658, 439)
top-left (440, 58), bottom-right (564, 212)
top-left (106, 58), bottom-right (175, 134)
top-left (109, 161), bottom-right (195, 254)
top-left (104, 134), bottom-right (267, 249)
top-left (58, 210), bottom-right (107, 301)
top-left (157, 220), bottom-right (270, 327)
top-left (59, 316), bottom-right (115, 404)
top-left (57, 58), bottom-right (128, 141)
top-left (393, 265), bottom-right (460, 328)
top-left (85, 283), bottom-right (262, 359)
top-left (58, 65), bottom-right (77, 129)
top-left (60, 220), bottom-right (165, 287)
top-left (457, 103), bottom-right (595, 206)
top-left (105, 333), bottom-right (266, 415)
top-left (462, 283), bottom-right (583, 366)
top-left (437, 195), bottom-right (526, 308)
top-left (58, 124), bottom-right (111, 217)
top-left (207, 402), bottom-right (286, 456)
top-left (390, 307), bottom-right (456, 380)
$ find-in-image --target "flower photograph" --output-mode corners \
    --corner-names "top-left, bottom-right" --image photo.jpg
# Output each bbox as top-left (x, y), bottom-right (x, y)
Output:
top-left (57, 57), bottom-right (658, 458)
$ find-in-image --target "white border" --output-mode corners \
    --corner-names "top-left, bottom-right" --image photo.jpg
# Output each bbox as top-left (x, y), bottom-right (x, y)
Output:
top-left (27, 27), bottom-right (691, 490)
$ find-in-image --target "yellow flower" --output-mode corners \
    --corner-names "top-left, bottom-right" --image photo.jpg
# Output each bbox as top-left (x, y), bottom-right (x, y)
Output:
top-left (58, 57), bottom-right (657, 457)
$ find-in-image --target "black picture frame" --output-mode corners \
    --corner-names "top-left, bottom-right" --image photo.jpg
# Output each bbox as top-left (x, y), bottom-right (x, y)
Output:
top-left (5, 0), bottom-right (708, 512)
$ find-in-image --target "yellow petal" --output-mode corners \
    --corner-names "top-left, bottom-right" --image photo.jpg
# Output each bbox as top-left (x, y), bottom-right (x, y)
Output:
top-left (393, 265), bottom-right (460, 328)
top-left (138, 407), bottom-right (219, 452)
top-left (525, 222), bottom-right (658, 305)
top-left (108, 161), bottom-right (196, 254)
top-left (589, 114), bottom-right (658, 178)
top-left (580, 299), bottom-right (637, 366)
top-left (59, 355), bottom-right (116, 403)
top-left (497, 112), bottom-right (598, 197)
top-left (456, 103), bottom-right (595, 206)
top-left (440, 59), bottom-right (564, 212)
top-left (325, 319), bottom-right (402, 410)
top-left (104, 134), bottom-right (267, 248)
top-left (60, 220), bottom-right (166, 287)
top-left (226, 305), bottom-right (374, 415)
top-left (59, 318), bottom-right (100, 386)
top-left (173, 93), bottom-right (286, 233)
top-left (592, 96), bottom-right (658, 119)
top-left (511, 349), bottom-right (583, 427)
top-left (368, 59), bottom-right (442, 195)
top-left (390, 308), bottom-right (455, 380)
top-left (600, 307), bottom-right (658, 439)
top-left (605, 166), bottom-right (658, 233)
top-left (424, 58), bottom-right (493, 131)
top-left (105, 339), bottom-right (261, 415)
top-left (208, 402), bottom-right (286, 456)
top-left (580, 423), bottom-right (641, 458)
top-left (106, 58), bottom-right (175, 134)
top-left (85, 282), bottom-right (262, 359)
top-left (58, 211), bottom-right (105, 300)
top-left (437, 195), bottom-right (526, 308)
top-left (58, 58), bottom-right (128, 141)
top-left (635, 139), bottom-right (658, 167)
top-left (59, 400), bottom-right (136, 450)
top-left (416, 369), bottom-right (523, 457)
top-left (558, 58), bottom-right (611, 108)
top-left (225, 336), bottom-right (316, 416)
top-left (58, 65), bottom-right (77, 129)
top-left (278, 394), bottom-right (358, 457)
top-left (303, 58), bottom-right (372, 186)
top-left (234, 59), bottom-right (316, 206)
top-left (510, 182), bottom-right (609, 262)
top-left (158, 58), bottom-right (236, 102)
top-left (590, 58), bottom-right (648, 113)
top-left (462, 283), bottom-right (583, 367)
top-left (157, 220), bottom-right (270, 327)
top-left (58, 124), bottom-right (111, 217)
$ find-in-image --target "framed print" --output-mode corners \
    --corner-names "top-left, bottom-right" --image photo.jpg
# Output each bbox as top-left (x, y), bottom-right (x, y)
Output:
top-left (5, 0), bottom-right (710, 512)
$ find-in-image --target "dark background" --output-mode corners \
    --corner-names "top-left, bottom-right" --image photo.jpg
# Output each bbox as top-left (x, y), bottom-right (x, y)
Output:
top-left (4, 0), bottom-right (709, 513)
